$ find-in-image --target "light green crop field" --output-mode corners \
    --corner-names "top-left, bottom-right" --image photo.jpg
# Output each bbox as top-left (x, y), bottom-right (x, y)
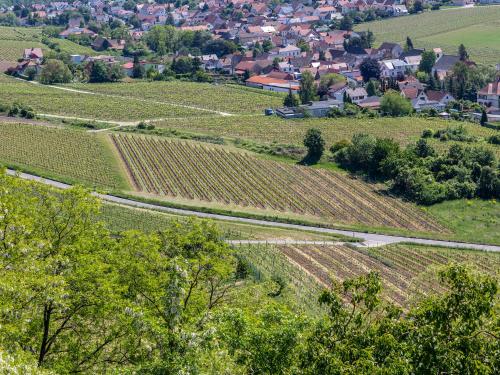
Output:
top-left (66, 80), bottom-right (285, 115)
top-left (151, 114), bottom-right (497, 148)
top-left (0, 75), bottom-right (208, 121)
top-left (0, 26), bottom-right (95, 68)
top-left (99, 203), bottom-right (345, 241)
top-left (0, 122), bottom-right (126, 188)
top-left (355, 6), bottom-right (500, 65)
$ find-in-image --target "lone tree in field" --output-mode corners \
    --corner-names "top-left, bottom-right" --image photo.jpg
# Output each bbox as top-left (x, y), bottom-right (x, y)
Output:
top-left (302, 128), bottom-right (325, 165)
top-left (480, 108), bottom-right (488, 125)
top-left (359, 57), bottom-right (381, 82)
top-left (299, 71), bottom-right (316, 104)
top-left (284, 88), bottom-right (299, 107)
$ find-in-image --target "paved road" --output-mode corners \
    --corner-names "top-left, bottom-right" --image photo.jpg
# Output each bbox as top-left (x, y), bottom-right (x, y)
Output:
top-left (6, 169), bottom-right (500, 252)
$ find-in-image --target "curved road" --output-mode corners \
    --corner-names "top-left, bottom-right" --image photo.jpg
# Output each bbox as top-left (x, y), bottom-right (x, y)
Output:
top-left (6, 169), bottom-right (500, 252)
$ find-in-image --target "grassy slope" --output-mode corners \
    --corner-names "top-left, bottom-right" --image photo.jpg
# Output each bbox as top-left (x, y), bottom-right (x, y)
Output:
top-left (355, 6), bottom-right (500, 65)
top-left (151, 114), bottom-right (498, 149)
top-left (427, 199), bottom-right (499, 245)
top-left (0, 75), bottom-right (206, 121)
top-left (66, 80), bottom-right (285, 115)
top-left (99, 203), bottom-right (347, 241)
top-left (0, 26), bottom-right (95, 68)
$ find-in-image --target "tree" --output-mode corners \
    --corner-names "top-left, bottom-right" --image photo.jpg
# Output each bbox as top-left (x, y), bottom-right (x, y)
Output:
top-left (405, 36), bottom-right (414, 51)
top-left (284, 88), bottom-right (299, 107)
top-left (380, 90), bottom-right (412, 116)
top-left (302, 128), bottom-right (325, 164)
top-left (359, 57), bottom-right (381, 82)
top-left (299, 71), bottom-right (316, 104)
top-left (108, 63), bottom-right (124, 82)
top-left (39, 59), bottom-right (72, 84)
top-left (480, 108), bottom-right (488, 125)
top-left (339, 14), bottom-right (353, 31)
top-left (132, 55), bottom-right (145, 79)
top-left (88, 60), bottom-right (110, 83)
top-left (366, 79), bottom-right (379, 96)
top-left (458, 43), bottom-right (469, 62)
top-left (418, 51), bottom-right (436, 74)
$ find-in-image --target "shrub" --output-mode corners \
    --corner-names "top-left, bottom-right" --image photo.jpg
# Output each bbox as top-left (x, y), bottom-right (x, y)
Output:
top-left (421, 129), bottom-right (433, 138)
top-left (488, 134), bottom-right (500, 145)
top-left (330, 139), bottom-right (351, 154)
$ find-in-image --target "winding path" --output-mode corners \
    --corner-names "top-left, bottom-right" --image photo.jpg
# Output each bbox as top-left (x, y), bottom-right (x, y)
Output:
top-left (5, 169), bottom-right (500, 252)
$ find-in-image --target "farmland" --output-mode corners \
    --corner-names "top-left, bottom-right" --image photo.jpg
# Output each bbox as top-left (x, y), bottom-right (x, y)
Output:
top-left (0, 26), bottom-right (94, 70)
top-left (0, 74), bottom-right (207, 121)
top-left (151, 114), bottom-right (498, 149)
top-left (241, 243), bottom-right (500, 306)
top-left (355, 6), bottom-right (500, 66)
top-left (66, 80), bottom-right (285, 115)
top-left (111, 133), bottom-right (444, 232)
top-left (99, 203), bottom-right (345, 241)
top-left (0, 122), bottom-right (126, 188)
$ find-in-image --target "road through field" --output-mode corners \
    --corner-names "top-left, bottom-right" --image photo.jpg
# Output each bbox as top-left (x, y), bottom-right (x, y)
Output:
top-left (6, 169), bottom-right (500, 252)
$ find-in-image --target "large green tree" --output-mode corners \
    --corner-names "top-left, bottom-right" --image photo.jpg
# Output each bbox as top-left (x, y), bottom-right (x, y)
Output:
top-left (39, 59), bottom-right (72, 84)
top-left (299, 71), bottom-right (316, 104)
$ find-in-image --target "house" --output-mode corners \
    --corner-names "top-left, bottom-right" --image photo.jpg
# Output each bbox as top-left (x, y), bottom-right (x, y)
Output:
top-left (477, 79), bottom-right (500, 109)
top-left (23, 48), bottom-right (43, 63)
top-left (277, 45), bottom-right (301, 58)
top-left (245, 75), bottom-right (300, 93)
top-left (276, 98), bottom-right (343, 118)
top-left (200, 54), bottom-right (222, 71)
top-left (411, 90), bottom-right (454, 112)
top-left (378, 42), bottom-right (403, 59)
top-left (345, 87), bottom-right (368, 104)
top-left (358, 96), bottom-right (381, 110)
top-left (380, 59), bottom-right (408, 79)
top-left (432, 54), bottom-right (460, 80)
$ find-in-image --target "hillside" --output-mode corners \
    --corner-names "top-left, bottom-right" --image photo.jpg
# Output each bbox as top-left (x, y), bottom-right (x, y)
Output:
top-left (355, 6), bottom-right (500, 66)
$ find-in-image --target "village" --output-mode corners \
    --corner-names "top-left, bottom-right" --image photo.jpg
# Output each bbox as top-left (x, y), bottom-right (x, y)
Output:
top-left (2, 0), bottom-right (500, 122)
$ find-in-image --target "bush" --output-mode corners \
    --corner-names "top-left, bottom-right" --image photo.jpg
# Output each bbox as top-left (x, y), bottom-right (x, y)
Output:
top-left (421, 129), bottom-right (433, 138)
top-left (7, 102), bottom-right (34, 119)
top-left (330, 140), bottom-right (351, 154)
top-left (380, 90), bottom-right (412, 116)
top-left (488, 134), bottom-right (500, 145)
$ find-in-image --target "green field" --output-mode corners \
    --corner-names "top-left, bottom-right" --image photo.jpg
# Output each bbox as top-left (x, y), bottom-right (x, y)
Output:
top-left (66, 80), bottom-right (285, 115)
top-left (0, 122), bottom-right (126, 188)
top-left (0, 26), bottom-right (95, 69)
top-left (150, 114), bottom-right (498, 149)
top-left (0, 75), bottom-right (207, 121)
top-left (355, 6), bottom-right (500, 65)
top-left (99, 203), bottom-right (346, 241)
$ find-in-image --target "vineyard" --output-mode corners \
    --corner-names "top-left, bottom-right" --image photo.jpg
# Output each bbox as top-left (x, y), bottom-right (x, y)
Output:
top-left (151, 114), bottom-right (498, 149)
top-left (355, 6), bottom-right (500, 65)
top-left (0, 75), bottom-right (207, 121)
top-left (111, 133), bottom-right (444, 232)
top-left (66, 80), bottom-right (285, 115)
top-left (0, 122), bottom-right (126, 188)
top-left (241, 243), bottom-right (500, 306)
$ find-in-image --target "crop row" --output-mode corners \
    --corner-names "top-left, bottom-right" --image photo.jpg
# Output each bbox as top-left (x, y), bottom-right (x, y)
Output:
top-left (111, 133), bottom-right (444, 232)
top-left (0, 122), bottom-right (125, 188)
top-left (273, 244), bottom-right (500, 306)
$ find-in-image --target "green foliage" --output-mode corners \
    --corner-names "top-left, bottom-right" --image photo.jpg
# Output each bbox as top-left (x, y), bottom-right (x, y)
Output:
top-left (302, 128), bottom-right (325, 165)
top-left (337, 133), bottom-right (500, 204)
top-left (359, 57), bottom-right (381, 82)
top-left (7, 101), bottom-right (34, 119)
top-left (299, 71), bottom-right (316, 104)
top-left (380, 90), bottom-right (412, 116)
top-left (418, 51), bottom-right (436, 74)
top-left (39, 59), bottom-right (72, 84)
top-left (283, 88), bottom-right (299, 107)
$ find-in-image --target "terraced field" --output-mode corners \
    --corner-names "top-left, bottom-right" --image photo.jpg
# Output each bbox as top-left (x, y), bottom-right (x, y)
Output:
top-left (0, 122), bottom-right (126, 188)
top-left (66, 80), bottom-right (285, 115)
top-left (0, 75), bottom-right (205, 121)
top-left (151, 114), bottom-right (497, 148)
top-left (111, 133), bottom-right (444, 232)
top-left (355, 6), bottom-right (500, 65)
top-left (256, 243), bottom-right (500, 306)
